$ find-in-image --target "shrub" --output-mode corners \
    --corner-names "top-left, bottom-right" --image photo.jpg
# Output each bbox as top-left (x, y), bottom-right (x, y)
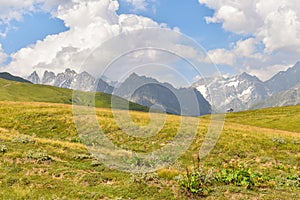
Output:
top-left (180, 156), bottom-right (215, 197)
top-left (180, 167), bottom-right (215, 197)
top-left (157, 168), bottom-right (180, 180)
top-left (131, 173), bottom-right (159, 184)
top-left (12, 135), bottom-right (35, 144)
top-left (70, 137), bottom-right (81, 143)
top-left (0, 145), bottom-right (7, 154)
top-left (216, 162), bottom-right (264, 189)
top-left (271, 137), bottom-right (286, 145)
top-left (26, 150), bottom-right (52, 162)
top-left (74, 154), bottom-right (92, 160)
top-left (286, 174), bottom-right (300, 187)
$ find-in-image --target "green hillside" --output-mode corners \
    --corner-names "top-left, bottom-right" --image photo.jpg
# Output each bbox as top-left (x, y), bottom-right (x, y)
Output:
top-left (0, 78), bottom-right (148, 112)
top-left (226, 105), bottom-right (300, 132)
top-left (0, 72), bottom-right (32, 84)
top-left (0, 101), bottom-right (299, 199)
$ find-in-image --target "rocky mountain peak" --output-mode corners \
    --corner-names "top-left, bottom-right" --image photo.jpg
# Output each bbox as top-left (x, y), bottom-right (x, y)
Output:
top-left (42, 71), bottom-right (56, 85)
top-left (28, 71), bottom-right (40, 84)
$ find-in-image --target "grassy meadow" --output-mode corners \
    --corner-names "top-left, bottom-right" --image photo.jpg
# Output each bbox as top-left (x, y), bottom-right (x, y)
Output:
top-left (0, 78), bottom-right (148, 112)
top-left (0, 100), bottom-right (299, 199)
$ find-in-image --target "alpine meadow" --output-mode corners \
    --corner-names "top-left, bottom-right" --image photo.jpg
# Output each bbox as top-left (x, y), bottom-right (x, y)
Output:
top-left (0, 79), bottom-right (299, 199)
top-left (1, 0), bottom-right (300, 199)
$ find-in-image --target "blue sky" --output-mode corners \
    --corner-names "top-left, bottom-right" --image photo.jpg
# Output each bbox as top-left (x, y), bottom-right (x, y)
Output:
top-left (0, 12), bottom-right (68, 54)
top-left (118, 0), bottom-right (241, 50)
top-left (0, 0), bottom-right (299, 81)
top-left (0, 0), bottom-right (236, 54)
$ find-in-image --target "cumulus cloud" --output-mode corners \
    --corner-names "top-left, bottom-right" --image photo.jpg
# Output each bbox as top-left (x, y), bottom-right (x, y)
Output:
top-left (0, 44), bottom-right (8, 66)
top-left (199, 0), bottom-right (300, 80)
top-left (124, 0), bottom-right (148, 11)
top-left (205, 48), bottom-right (236, 66)
top-left (3, 0), bottom-right (190, 78)
top-left (0, 1), bottom-right (38, 24)
top-left (203, 38), bottom-right (258, 66)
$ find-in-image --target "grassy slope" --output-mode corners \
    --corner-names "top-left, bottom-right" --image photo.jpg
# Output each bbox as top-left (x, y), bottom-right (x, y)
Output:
top-left (0, 78), bottom-right (148, 112)
top-left (0, 101), bottom-right (299, 199)
top-left (225, 105), bottom-right (300, 132)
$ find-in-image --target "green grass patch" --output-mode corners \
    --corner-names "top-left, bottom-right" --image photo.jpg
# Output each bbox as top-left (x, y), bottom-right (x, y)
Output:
top-left (0, 101), bottom-right (299, 199)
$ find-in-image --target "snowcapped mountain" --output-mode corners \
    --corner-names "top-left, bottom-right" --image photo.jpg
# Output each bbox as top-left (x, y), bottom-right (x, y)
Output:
top-left (193, 72), bottom-right (269, 111)
top-left (193, 62), bottom-right (300, 111)
top-left (27, 69), bottom-right (113, 93)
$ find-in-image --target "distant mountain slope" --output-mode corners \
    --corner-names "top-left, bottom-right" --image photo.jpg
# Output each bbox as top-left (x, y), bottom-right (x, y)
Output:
top-left (265, 62), bottom-right (300, 94)
top-left (251, 83), bottom-right (300, 109)
top-left (0, 72), bottom-right (32, 84)
top-left (0, 78), bottom-right (148, 112)
top-left (115, 73), bottom-right (211, 116)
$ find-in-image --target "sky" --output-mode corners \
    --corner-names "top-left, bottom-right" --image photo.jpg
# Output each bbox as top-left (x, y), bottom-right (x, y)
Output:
top-left (0, 0), bottom-right (300, 81)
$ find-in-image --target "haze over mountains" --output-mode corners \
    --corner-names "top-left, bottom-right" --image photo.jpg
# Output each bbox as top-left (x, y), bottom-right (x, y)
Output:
top-left (26, 62), bottom-right (300, 113)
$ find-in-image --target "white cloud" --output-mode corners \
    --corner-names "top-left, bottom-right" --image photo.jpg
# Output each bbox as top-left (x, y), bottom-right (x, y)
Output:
top-left (234, 38), bottom-right (256, 57)
top-left (0, 0), bottom-right (74, 37)
top-left (124, 0), bottom-right (148, 11)
top-left (0, 1), bottom-right (37, 24)
top-left (199, 0), bottom-right (300, 80)
top-left (0, 44), bottom-right (8, 66)
top-left (205, 48), bottom-right (236, 66)
top-left (3, 0), bottom-right (181, 77)
top-left (203, 38), bottom-right (257, 66)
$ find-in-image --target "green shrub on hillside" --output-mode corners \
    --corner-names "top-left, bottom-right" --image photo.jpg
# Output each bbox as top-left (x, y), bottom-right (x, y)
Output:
top-left (12, 135), bottom-right (35, 144)
top-left (0, 144), bottom-right (7, 154)
top-left (216, 161), bottom-right (270, 189)
top-left (26, 150), bottom-right (52, 162)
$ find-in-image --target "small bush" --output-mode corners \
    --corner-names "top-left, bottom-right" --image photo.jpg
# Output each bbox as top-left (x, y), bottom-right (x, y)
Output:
top-left (180, 155), bottom-right (215, 197)
top-left (216, 162), bottom-right (264, 189)
top-left (131, 173), bottom-right (159, 184)
top-left (157, 168), bottom-right (180, 180)
top-left (271, 137), bottom-right (286, 145)
top-left (6, 178), bottom-right (18, 186)
top-left (286, 174), bottom-right (300, 187)
top-left (180, 167), bottom-right (215, 197)
top-left (74, 154), bottom-right (92, 160)
top-left (0, 145), bottom-right (7, 154)
top-left (70, 137), bottom-right (81, 143)
top-left (91, 160), bottom-right (103, 167)
top-left (26, 150), bottom-right (52, 162)
top-left (12, 135), bottom-right (35, 144)
top-left (81, 173), bottom-right (107, 186)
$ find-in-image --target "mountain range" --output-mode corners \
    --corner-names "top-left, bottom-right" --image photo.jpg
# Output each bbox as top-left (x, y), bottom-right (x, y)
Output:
top-left (113, 73), bottom-right (211, 116)
top-left (28, 69), bottom-right (113, 93)
top-left (26, 61), bottom-right (300, 113)
top-left (27, 70), bottom-right (211, 116)
top-left (193, 62), bottom-right (300, 111)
